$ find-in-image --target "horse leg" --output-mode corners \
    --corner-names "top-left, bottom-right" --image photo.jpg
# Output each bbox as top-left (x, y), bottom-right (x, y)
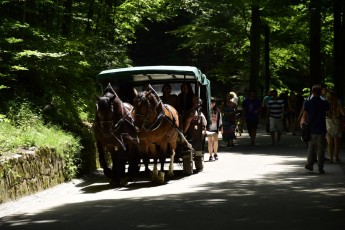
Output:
top-left (158, 156), bottom-right (166, 183)
top-left (127, 145), bottom-right (140, 180)
top-left (168, 149), bottom-right (175, 177)
top-left (119, 150), bottom-right (128, 185)
top-left (110, 148), bottom-right (125, 187)
top-left (152, 158), bottom-right (159, 181)
top-left (143, 155), bottom-right (151, 176)
top-left (155, 146), bottom-right (165, 183)
top-left (97, 141), bottom-right (112, 178)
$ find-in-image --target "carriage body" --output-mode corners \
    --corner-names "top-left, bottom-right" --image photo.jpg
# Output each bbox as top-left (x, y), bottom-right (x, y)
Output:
top-left (96, 66), bottom-right (211, 174)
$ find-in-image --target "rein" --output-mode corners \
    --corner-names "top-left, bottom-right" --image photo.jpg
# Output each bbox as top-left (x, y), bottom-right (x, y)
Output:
top-left (97, 99), bottom-right (136, 151)
top-left (134, 94), bottom-right (166, 131)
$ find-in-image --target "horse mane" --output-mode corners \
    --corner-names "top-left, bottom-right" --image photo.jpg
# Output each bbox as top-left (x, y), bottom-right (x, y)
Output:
top-left (145, 84), bottom-right (161, 106)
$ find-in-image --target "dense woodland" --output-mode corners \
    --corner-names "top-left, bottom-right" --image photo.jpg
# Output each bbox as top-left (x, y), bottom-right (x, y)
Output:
top-left (0, 0), bottom-right (344, 174)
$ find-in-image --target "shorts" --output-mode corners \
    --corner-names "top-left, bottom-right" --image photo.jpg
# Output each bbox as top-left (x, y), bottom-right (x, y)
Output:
top-left (206, 130), bottom-right (218, 137)
top-left (326, 118), bottom-right (342, 138)
top-left (269, 117), bottom-right (284, 133)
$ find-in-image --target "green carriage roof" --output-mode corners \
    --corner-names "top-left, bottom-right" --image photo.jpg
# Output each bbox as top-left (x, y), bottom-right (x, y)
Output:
top-left (96, 65), bottom-right (210, 86)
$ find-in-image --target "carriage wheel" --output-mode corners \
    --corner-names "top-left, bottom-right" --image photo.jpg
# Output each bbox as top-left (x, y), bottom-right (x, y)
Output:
top-left (182, 152), bottom-right (193, 175)
top-left (194, 155), bottom-right (204, 172)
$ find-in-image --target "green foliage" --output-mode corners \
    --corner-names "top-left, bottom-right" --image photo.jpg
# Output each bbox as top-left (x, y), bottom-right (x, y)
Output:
top-left (170, 0), bottom-right (337, 93)
top-left (0, 0), bottom-right (173, 178)
top-left (0, 101), bottom-right (82, 180)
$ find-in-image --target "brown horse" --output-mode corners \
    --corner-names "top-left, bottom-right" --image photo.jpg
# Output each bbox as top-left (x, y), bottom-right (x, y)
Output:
top-left (95, 83), bottom-right (139, 186)
top-left (132, 85), bottom-right (180, 182)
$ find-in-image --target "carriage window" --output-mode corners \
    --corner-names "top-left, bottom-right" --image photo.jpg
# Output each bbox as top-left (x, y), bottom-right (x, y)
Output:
top-left (133, 83), bottom-right (195, 97)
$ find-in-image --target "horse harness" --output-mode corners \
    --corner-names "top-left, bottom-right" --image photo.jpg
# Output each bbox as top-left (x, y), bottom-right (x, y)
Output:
top-left (134, 93), bottom-right (178, 132)
top-left (97, 100), bottom-right (136, 151)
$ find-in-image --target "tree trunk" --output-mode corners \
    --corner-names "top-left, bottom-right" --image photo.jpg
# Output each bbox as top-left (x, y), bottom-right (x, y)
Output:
top-left (342, 0), bottom-right (345, 95)
top-left (85, 0), bottom-right (95, 34)
top-left (264, 25), bottom-right (270, 95)
top-left (309, 0), bottom-right (322, 87)
top-left (62, 0), bottom-right (73, 36)
top-left (249, 5), bottom-right (261, 92)
top-left (333, 0), bottom-right (343, 97)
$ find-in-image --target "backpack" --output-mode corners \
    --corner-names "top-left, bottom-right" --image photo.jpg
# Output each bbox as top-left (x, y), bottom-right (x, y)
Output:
top-left (300, 122), bottom-right (311, 143)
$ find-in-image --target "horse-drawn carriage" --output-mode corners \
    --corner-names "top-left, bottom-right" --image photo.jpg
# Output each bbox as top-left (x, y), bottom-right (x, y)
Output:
top-left (95, 66), bottom-right (211, 185)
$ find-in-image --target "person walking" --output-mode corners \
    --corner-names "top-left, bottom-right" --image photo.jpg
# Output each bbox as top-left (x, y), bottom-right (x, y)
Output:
top-left (236, 92), bottom-right (245, 133)
top-left (298, 84), bottom-right (330, 162)
top-left (288, 91), bottom-right (299, 135)
top-left (221, 93), bottom-right (237, 147)
top-left (242, 90), bottom-right (262, 145)
top-left (266, 89), bottom-right (285, 145)
top-left (325, 90), bottom-right (344, 162)
top-left (262, 90), bottom-right (273, 133)
top-left (207, 98), bottom-right (222, 161)
top-left (300, 84), bottom-right (330, 173)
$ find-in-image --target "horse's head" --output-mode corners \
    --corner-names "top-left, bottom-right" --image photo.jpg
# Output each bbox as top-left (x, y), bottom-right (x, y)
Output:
top-left (96, 91), bottom-right (117, 135)
top-left (133, 86), bottom-right (161, 129)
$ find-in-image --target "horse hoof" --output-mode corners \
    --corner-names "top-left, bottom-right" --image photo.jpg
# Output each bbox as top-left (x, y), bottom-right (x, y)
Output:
top-left (145, 168), bottom-right (152, 177)
top-left (103, 168), bottom-right (112, 178)
top-left (157, 172), bottom-right (165, 183)
top-left (120, 179), bottom-right (128, 187)
top-left (168, 171), bottom-right (174, 178)
top-left (109, 180), bottom-right (121, 188)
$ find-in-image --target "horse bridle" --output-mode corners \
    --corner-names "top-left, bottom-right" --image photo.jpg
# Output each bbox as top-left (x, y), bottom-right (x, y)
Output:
top-left (97, 99), bottom-right (136, 151)
top-left (134, 93), bottom-right (165, 131)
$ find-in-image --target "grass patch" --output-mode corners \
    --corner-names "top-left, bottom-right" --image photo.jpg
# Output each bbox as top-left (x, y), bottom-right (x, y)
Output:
top-left (0, 101), bottom-right (82, 180)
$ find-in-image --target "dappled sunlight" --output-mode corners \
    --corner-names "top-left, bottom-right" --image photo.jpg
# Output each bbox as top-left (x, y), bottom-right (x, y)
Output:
top-left (1, 133), bottom-right (345, 229)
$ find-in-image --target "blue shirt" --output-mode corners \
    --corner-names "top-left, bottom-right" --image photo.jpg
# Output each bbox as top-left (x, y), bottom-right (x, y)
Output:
top-left (304, 96), bottom-right (330, 135)
top-left (243, 97), bottom-right (261, 121)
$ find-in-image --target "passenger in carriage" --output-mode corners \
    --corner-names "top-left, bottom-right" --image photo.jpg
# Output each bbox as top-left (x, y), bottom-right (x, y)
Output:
top-left (177, 82), bottom-right (199, 133)
top-left (160, 83), bottom-right (178, 108)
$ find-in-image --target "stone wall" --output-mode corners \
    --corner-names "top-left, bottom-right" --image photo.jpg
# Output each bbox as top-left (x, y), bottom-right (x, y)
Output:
top-left (0, 147), bottom-right (66, 204)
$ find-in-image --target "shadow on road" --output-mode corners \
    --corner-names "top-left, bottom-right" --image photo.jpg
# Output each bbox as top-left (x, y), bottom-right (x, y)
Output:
top-left (1, 128), bottom-right (345, 230)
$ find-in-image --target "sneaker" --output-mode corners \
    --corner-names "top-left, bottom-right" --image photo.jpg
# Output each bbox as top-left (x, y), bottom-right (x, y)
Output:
top-left (209, 156), bottom-right (213, 161)
top-left (319, 169), bottom-right (325, 174)
top-left (305, 164), bottom-right (313, 171)
top-left (214, 154), bottom-right (218, 160)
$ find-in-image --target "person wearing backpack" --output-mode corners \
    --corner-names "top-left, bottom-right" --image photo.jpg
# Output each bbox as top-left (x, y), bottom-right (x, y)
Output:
top-left (300, 84), bottom-right (330, 173)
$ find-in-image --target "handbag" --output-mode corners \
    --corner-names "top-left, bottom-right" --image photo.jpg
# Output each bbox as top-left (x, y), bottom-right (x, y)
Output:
top-left (301, 122), bottom-right (311, 143)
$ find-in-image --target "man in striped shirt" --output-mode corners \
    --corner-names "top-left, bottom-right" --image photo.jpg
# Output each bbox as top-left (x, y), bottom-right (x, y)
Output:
top-left (266, 89), bottom-right (285, 145)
